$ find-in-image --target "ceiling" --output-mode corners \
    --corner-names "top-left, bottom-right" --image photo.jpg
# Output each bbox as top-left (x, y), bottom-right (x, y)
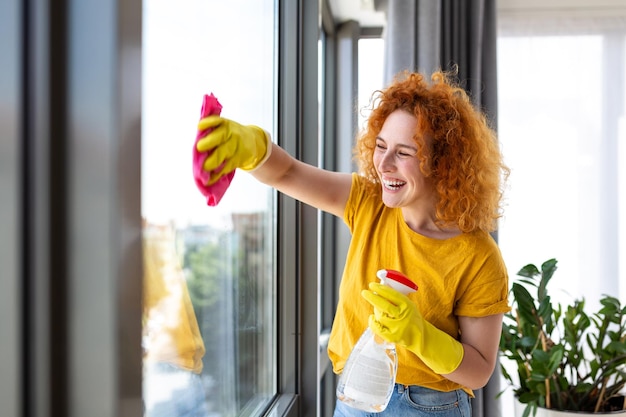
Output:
top-left (326, 0), bottom-right (626, 28)
top-left (327, 0), bottom-right (387, 28)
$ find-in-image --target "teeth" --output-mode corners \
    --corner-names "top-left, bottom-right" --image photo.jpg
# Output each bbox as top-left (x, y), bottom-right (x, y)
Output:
top-left (383, 179), bottom-right (406, 190)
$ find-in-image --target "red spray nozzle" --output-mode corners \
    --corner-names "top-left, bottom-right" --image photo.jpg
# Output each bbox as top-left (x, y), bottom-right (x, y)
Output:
top-left (376, 269), bottom-right (418, 295)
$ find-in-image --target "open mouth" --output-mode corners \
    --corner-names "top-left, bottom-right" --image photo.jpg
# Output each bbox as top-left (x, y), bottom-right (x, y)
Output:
top-left (382, 179), bottom-right (406, 191)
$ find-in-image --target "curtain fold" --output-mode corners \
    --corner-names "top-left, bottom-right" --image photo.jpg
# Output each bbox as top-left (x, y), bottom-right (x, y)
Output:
top-left (382, 0), bottom-right (498, 124)
top-left (378, 1), bottom-right (502, 417)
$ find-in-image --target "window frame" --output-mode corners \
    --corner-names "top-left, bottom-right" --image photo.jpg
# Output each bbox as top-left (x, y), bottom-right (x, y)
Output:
top-left (1, 0), bottom-right (386, 416)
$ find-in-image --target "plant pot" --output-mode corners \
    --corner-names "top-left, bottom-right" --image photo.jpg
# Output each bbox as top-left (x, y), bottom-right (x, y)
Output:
top-left (514, 400), bottom-right (626, 416)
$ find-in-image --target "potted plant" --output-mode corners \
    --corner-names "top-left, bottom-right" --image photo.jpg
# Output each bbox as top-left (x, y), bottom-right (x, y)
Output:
top-left (499, 258), bottom-right (626, 417)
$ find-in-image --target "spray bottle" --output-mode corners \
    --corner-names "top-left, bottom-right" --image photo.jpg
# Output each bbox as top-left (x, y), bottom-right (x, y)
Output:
top-left (336, 269), bottom-right (418, 412)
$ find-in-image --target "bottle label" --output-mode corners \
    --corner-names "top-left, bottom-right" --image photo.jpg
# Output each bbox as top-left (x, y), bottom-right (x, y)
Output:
top-left (342, 356), bottom-right (392, 403)
top-left (338, 334), bottom-right (395, 409)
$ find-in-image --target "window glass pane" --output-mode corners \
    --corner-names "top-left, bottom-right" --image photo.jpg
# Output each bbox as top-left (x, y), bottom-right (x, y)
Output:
top-left (497, 30), bottom-right (626, 414)
top-left (141, 1), bottom-right (276, 416)
top-left (497, 34), bottom-right (625, 304)
top-left (358, 38), bottom-right (384, 130)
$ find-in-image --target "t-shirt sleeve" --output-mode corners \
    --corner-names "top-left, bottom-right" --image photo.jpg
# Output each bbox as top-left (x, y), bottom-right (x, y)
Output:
top-left (454, 246), bottom-right (511, 317)
top-left (343, 173), bottom-right (364, 231)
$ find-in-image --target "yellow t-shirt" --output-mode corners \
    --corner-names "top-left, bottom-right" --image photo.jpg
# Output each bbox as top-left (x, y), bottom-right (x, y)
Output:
top-left (143, 223), bottom-right (205, 374)
top-left (328, 173), bottom-right (510, 394)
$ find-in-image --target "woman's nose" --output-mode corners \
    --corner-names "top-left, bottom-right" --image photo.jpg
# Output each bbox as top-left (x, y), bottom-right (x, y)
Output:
top-left (378, 151), bottom-right (395, 172)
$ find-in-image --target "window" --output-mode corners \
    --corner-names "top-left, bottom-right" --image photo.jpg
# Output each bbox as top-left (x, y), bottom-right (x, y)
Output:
top-left (141, 1), bottom-right (277, 415)
top-left (358, 38), bottom-right (384, 130)
top-left (497, 18), bottom-right (626, 307)
top-left (496, 8), bottom-right (626, 415)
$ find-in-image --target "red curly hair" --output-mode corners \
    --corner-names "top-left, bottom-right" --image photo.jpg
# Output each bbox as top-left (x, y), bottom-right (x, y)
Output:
top-left (355, 70), bottom-right (509, 233)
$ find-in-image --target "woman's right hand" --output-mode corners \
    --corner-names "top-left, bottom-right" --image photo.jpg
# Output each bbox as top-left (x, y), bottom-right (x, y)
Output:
top-left (196, 116), bottom-right (271, 185)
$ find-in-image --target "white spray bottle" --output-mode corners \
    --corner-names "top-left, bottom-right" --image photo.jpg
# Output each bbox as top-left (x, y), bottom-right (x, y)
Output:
top-left (336, 269), bottom-right (418, 412)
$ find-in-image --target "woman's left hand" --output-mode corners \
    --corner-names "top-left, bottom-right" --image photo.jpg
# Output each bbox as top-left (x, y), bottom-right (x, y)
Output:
top-left (362, 282), bottom-right (464, 375)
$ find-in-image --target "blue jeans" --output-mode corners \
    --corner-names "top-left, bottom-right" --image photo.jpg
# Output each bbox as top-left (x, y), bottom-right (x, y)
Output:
top-left (334, 384), bottom-right (472, 417)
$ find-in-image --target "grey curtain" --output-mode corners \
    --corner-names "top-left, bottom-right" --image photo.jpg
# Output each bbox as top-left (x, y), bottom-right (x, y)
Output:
top-left (376, 1), bottom-right (503, 417)
top-left (378, 0), bottom-right (498, 124)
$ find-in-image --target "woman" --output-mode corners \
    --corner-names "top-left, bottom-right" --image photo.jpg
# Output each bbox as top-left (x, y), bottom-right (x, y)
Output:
top-left (196, 70), bottom-right (510, 416)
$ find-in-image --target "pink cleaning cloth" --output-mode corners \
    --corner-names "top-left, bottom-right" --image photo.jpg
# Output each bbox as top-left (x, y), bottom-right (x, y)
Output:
top-left (193, 93), bottom-right (235, 206)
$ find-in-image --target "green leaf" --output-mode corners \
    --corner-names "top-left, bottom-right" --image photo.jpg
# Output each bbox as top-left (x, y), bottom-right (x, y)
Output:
top-left (501, 364), bottom-right (513, 382)
top-left (518, 336), bottom-right (536, 348)
top-left (513, 283), bottom-right (539, 325)
top-left (599, 295), bottom-right (620, 312)
top-left (517, 264), bottom-right (540, 279)
top-left (537, 296), bottom-right (554, 332)
top-left (606, 341), bottom-right (626, 354)
top-left (547, 346), bottom-right (564, 374)
top-left (519, 392), bottom-right (539, 403)
top-left (538, 258), bottom-right (557, 302)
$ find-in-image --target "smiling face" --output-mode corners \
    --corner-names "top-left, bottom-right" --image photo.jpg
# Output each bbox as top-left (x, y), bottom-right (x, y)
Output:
top-left (373, 109), bottom-right (437, 213)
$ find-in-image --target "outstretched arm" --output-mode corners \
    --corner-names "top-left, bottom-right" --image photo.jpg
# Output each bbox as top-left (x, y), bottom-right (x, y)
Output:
top-left (251, 143), bottom-right (352, 218)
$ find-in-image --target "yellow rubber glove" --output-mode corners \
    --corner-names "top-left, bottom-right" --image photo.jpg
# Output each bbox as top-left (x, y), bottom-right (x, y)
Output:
top-left (361, 282), bottom-right (464, 375)
top-left (196, 116), bottom-right (272, 184)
